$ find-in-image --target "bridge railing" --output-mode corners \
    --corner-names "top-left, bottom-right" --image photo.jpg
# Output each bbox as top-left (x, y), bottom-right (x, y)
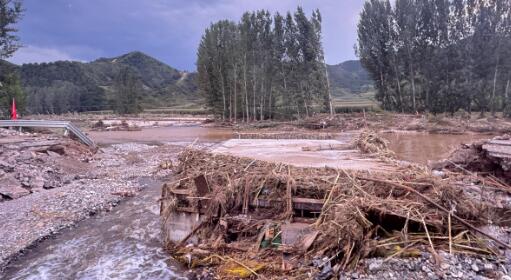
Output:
top-left (0, 120), bottom-right (95, 147)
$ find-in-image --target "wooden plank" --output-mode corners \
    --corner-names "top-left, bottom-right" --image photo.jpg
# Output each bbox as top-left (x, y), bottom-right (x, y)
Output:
top-left (483, 144), bottom-right (511, 158)
top-left (169, 189), bottom-right (191, 195)
top-left (251, 197), bottom-right (324, 212)
top-left (487, 140), bottom-right (511, 146)
top-left (292, 197), bottom-right (324, 212)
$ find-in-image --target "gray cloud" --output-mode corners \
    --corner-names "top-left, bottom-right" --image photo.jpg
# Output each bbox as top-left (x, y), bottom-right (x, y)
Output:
top-left (14, 0), bottom-right (365, 70)
top-left (8, 45), bottom-right (81, 65)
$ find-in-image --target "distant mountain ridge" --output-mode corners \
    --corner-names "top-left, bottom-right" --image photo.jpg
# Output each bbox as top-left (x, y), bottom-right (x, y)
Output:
top-left (1, 52), bottom-right (372, 114)
top-left (327, 60), bottom-right (373, 97)
top-left (2, 51), bottom-right (199, 114)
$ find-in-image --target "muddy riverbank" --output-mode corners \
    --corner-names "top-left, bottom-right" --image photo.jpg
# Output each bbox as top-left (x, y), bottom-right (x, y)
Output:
top-left (212, 112), bottom-right (511, 135)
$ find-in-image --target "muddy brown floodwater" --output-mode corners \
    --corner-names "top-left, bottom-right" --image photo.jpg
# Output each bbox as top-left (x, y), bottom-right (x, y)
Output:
top-left (89, 126), bottom-right (492, 165)
top-left (382, 132), bottom-right (492, 164)
top-left (87, 126), bottom-right (234, 145)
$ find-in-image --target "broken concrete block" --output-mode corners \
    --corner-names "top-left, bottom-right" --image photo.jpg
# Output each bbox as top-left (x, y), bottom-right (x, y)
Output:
top-left (0, 174), bottom-right (30, 199)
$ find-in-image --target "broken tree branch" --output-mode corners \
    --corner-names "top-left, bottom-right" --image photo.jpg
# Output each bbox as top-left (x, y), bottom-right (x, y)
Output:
top-left (357, 176), bottom-right (511, 250)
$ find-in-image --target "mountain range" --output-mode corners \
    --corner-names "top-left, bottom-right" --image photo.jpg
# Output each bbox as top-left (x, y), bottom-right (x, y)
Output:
top-left (1, 51), bottom-right (372, 113)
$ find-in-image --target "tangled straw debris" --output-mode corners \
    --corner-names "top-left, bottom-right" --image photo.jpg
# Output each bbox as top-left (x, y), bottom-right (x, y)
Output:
top-left (161, 148), bottom-right (508, 279)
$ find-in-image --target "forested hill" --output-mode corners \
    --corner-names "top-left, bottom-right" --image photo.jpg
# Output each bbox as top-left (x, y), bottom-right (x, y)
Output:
top-left (2, 51), bottom-right (371, 114)
top-left (327, 60), bottom-right (373, 97)
top-left (7, 51), bottom-right (200, 114)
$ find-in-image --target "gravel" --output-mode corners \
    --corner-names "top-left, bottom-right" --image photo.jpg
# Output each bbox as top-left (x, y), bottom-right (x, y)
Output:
top-left (0, 138), bottom-right (181, 271)
top-left (339, 251), bottom-right (510, 280)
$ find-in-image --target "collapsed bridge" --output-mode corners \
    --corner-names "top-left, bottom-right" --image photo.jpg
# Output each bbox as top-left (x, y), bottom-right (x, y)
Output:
top-left (160, 132), bottom-right (510, 278)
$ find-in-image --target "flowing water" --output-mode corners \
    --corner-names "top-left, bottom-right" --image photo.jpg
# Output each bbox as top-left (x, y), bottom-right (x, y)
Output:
top-left (1, 125), bottom-right (493, 279)
top-left (2, 178), bottom-right (185, 280)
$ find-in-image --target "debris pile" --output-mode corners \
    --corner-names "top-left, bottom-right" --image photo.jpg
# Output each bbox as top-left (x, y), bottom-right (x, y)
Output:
top-left (229, 113), bottom-right (511, 135)
top-left (91, 120), bottom-right (141, 131)
top-left (161, 148), bottom-right (508, 279)
top-left (433, 134), bottom-right (511, 185)
top-left (353, 130), bottom-right (395, 158)
top-left (0, 128), bottom-right (93, 201)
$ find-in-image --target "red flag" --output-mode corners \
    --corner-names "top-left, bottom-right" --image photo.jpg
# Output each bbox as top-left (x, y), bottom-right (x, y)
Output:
top-left (11, 98), bottom-right (17, 120)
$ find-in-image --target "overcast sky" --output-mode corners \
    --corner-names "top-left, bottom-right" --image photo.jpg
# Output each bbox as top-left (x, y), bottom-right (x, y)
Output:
top-left (7, 0), bottom-right (365, 71)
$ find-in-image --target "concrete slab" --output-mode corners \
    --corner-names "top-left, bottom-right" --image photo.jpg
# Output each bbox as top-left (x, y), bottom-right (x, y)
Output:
top-left (211, 139), bottom-right (396, 172)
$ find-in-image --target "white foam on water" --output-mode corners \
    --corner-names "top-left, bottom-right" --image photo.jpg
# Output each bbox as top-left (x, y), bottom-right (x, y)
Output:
top-left (4, 180), bottom-right (185, 280)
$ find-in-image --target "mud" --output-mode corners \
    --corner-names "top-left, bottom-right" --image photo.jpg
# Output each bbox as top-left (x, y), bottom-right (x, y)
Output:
top-left (212, 138), bottom-right (398, 172)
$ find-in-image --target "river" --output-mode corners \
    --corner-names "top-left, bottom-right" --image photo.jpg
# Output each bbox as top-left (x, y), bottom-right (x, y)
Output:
top-left (1, 125), bottom-right (493, 279)
top-left (2, 178), bottom-right (186, 280)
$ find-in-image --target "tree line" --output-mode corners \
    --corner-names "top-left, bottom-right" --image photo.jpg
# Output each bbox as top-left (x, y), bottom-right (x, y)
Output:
top-left (357, 0), bottom-right (511, 115)
top-left (20, 62), bottom-right (142, 115)
top-left (0, 0), bottom-right (24, 117)
top-left (197, 7), bottom-right (332, 121)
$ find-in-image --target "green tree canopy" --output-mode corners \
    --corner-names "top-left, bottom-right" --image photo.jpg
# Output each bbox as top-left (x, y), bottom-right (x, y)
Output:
top-left (357, 0), bottom-right (511, 115)
top-left (197, 7), bottom-right (330, 121)
top-left (113, 67), bottom-right (142, 115)
top-left (0, 0), bottom-right (23, 59)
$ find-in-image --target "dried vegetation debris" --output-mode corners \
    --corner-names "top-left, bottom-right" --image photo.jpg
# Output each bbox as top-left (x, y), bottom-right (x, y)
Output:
top-left (91, 119), bottom-right (141, 131)
top-left (226, 113), bottom-right (511, 135)
top-left (433, 134), bottom-right (511, 185)
top-left (353, 130), bottom-right (395, 158)
top-left (161, 148), bottom-right (510, 279)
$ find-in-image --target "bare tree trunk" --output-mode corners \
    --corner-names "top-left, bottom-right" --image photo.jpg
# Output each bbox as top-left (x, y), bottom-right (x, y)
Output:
top-left (323, 60), bottom-right (333, 116)
top-left (228, 87), bottom-right (232, 122)
top-left (491, 64), bottom-right (499, 116)
top-left (506, 79), bottom-right (510, 101)
top-left (379, 71), bottom-right (386, 109)
top-left (220, 67), bottom-right (226, 121)
top-left (296, 99), bottom-right (301, 120)
top-left (260, 78), bottom-right (264, 120)
top-left (243, 54), bottom-right (249, 122)
top-left (252, 67), bottom-right (257, 121)
top-left (233, 64), bottom-right (237, 123)
top-left (407, 47), bottom-right (417, 113)
top-left (505, 79), bottom-right (510, 114)
top-left (281, 64), bottom-right (287, 118)
top-left (393, 64), bottom-right (403, 113)
top-left (268, 84), bottom-right (273, 120)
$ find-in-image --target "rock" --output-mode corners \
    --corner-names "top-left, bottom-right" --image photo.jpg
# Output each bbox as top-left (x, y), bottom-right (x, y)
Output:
top-left (0, 160), bottom-right (14, 172)
top-left (427, 272), bottom-right (438, 279)
top-left (471, 263), bottom-right (480, 272)
top-left (432, 170), bottom-right (445, 177)
top-left (441, 263), bottom-right (450, 270)
top-left (47, 150), bottom-right (61, 157)
top-left (368, 260), bottom-right (382, 272)
top-left (18, 151), bottom-right (34, 161)
top-left (0, 174), bottom-right (30, 199)
top-left (29, 177), bottom-right (45, 190)
top-left (482, 263), bottom-right (493, 271)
